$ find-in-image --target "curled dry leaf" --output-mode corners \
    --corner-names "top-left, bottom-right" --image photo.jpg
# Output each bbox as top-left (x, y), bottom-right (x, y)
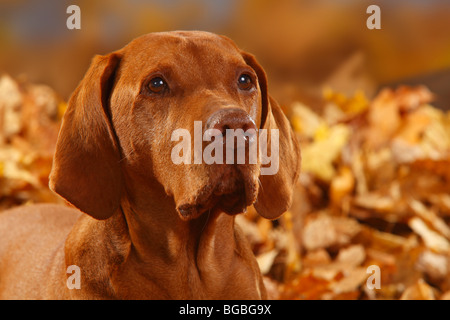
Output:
top-left (416, 250), bottom-right (449, 282)
top-left (409, 199), bottom-right (450, 240)
top-left (408, 217), bottom-right (450, 253)
top-left (301, 124), bottom-right (351, 181)
top-left (302, 212), bottom-right (362, 251)
top-left (400, 278), bottom-right (437, 300)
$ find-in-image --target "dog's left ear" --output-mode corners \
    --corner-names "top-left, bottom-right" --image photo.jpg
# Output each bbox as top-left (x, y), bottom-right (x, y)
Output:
top-left (241, 51), bottom-right (301, 220)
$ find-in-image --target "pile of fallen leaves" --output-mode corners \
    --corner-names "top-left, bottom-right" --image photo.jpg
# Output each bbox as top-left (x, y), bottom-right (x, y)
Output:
top-left (242, 85), bottom-right (450, 300)
top-left (0, 74), bottom-right (65, 209)
top-left (1, 74), bottom-right (449, 299)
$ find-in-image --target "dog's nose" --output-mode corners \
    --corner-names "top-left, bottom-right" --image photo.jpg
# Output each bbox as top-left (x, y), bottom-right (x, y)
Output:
top-left (206, 108), bottom-right (257, 136)
top-left (204, 108), bottom-right (258, 165)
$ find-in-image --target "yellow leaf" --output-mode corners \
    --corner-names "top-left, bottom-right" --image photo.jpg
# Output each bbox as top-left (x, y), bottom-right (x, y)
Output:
top-left (323, 87), bottom-right (369, 115)
top-left (57, 101), bottom-right (68, 120)
top-left (290, 102), bottom-right (324, 136)
top-left (301, 124), bottom-right (350, 181)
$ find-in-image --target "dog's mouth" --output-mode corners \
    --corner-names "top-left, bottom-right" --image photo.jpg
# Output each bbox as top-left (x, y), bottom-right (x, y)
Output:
top-left (176, 165), bottom-right (258, 220)
top-left (213, 183), bottom-right (251, 216)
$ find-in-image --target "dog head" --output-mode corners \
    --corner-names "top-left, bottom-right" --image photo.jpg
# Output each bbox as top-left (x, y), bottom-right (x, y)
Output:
top-left (49, 31), bottom-right (301, 221)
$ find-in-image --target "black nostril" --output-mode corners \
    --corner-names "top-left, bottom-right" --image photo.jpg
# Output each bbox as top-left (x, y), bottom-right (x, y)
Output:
top-left (222, 125), bottom-right (231, 136)
top-left (241, 123), bottom-right (255, 133)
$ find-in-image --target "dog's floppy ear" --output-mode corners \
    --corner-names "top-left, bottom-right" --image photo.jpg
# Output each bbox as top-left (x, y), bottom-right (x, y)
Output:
top-left (49, 53), bottom-right (123, 220)
top-left (241, 51), bottom-right (301, 220)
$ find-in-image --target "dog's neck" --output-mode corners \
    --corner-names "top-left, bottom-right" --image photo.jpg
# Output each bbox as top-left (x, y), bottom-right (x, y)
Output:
top-left (118, 171), bottom-right (238, 263)
top-left (120, 195), bottom-right (237, 266)
top-left (65, 185), bottom-right (245, 299)
top-left (121, 194), bottom-right (242, 298)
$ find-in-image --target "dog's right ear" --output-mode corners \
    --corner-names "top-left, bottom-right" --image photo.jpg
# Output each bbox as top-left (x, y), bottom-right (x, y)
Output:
top-left (241, 51), bottom-right (301, 220)
top-left (49, 53), bottom-right (123, 220)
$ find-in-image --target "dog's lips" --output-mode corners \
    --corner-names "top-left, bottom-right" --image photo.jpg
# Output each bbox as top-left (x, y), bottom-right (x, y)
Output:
top-left (176, 166), bottom-right (258, 220)
top-left (214, 186), bottom-right (247, 216)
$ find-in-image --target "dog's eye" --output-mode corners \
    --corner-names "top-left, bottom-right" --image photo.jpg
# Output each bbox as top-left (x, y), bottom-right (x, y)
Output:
top-left (237, 74), bottom-right (253, 91)
top-left (148, 77), bottom-right (167, 93)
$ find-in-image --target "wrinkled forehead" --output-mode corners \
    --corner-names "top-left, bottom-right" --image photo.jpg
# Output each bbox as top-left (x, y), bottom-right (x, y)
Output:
top-left (118, 31), bottom-right (246, 77)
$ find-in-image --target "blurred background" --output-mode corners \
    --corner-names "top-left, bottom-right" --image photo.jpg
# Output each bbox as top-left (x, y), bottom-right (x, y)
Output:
top-left (1, 0), bottom-right (450, 300)
top-left (1, 0), bottom-right (450, 109)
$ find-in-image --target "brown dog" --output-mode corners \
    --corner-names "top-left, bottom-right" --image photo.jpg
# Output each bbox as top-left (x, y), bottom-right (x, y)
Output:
top-left (0, 31), bottom-right (300, 299)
